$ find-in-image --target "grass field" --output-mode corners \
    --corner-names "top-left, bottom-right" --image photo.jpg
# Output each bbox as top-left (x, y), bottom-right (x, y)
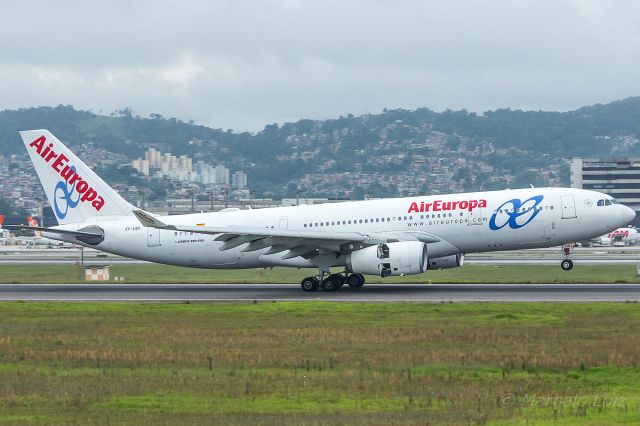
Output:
top-left (0, 302), bottom-right (639, 424)
top-left (1, 263), bottom-right (640, 284)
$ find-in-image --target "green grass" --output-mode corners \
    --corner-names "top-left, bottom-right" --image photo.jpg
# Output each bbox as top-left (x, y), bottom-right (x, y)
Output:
top-left (1, 263), bottom-right (639, 284)
top-left (1, 302), bottom-right (640, 424)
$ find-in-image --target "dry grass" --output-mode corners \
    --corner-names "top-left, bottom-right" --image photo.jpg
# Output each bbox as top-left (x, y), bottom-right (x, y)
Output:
top-left (0, 302), bottom-right (639, 424)
top-left (1, 263), bottom-right (640, 284)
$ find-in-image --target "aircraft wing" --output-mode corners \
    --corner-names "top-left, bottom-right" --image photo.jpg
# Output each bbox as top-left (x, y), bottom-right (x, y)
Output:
top-left (133, 210), bottom-right (440, 258)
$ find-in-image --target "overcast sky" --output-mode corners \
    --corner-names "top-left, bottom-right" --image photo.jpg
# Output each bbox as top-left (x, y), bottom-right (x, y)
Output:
top-left (1, 0), bottom-right (639, 131)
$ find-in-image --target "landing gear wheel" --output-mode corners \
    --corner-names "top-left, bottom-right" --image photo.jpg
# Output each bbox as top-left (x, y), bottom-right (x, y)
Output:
top-left (329, 274), bottom-right (345, 288)
top-left (560, 259), bottom-right (574, 271)
top-left (323, 275), bottom-right (341, 292)
top-left (347, 273), bottom-right (365, 288)
top-left (301, 277), bottom-right (319, 292)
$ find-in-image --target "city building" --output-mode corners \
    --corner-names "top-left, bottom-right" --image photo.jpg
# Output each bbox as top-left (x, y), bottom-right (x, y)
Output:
top-left (232, 171), bottom-right (247, 189)
top-left (214, 165), bottom-right (230, 185)
top-left (132, 159), bottom-right (150, 176)
top-left (570, 157), bottom-right (640, 221)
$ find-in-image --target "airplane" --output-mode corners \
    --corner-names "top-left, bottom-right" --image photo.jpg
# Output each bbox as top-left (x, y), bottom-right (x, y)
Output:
top-left (0, 215), bottom-right (9, 244)
top-left (6, 129), bottom-right (636, 291)
top-left (580, 226), bottom-right (640, 247)
top-left (18, 216), bottom-right (71, 248)
top-left (607, 226), bottom-right (640, 245)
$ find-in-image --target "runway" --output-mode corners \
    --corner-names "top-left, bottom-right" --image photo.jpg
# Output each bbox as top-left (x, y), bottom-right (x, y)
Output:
top-left (1, 283), bottom-right (640, 302)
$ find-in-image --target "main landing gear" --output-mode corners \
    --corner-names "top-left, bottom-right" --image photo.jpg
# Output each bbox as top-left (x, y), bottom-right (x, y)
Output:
top-left (300, 272), bottom-right (366, 292)
top-left (560, 243), bottom-right (574, 271)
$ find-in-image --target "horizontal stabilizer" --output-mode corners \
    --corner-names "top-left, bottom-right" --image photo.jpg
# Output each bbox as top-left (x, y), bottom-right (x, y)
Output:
top-left (4, 225), bottom-right (102, 238)
top-left (4, 224), bottom-right (105, 245)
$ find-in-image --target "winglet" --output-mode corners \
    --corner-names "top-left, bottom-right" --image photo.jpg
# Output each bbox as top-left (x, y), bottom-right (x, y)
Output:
top-left (133, 210), bottom-right (175, 230)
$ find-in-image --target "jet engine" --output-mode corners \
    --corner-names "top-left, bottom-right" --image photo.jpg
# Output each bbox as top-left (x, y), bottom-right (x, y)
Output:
top-left (598, 237), bottom-right (612, 246)
top-left (346, 241), bottom-right (427, 277)
top-left (427, 254), bottom-right (464, 270)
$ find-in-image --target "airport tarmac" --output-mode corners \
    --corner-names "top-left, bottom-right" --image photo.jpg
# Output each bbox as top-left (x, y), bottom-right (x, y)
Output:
top-left (1, 246), bottom-right (639, 265)
top-left (1, 283), bottom-right (640, 302)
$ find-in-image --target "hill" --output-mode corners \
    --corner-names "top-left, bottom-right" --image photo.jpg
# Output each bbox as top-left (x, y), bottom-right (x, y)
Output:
top-left (2, 98), bottom-right (640, 198)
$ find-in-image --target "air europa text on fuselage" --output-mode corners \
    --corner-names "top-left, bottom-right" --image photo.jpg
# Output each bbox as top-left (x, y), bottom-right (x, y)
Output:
top-left (29, 136), bottom-right (105, 211)
top-left (407, 198), bottom-right (487, 213)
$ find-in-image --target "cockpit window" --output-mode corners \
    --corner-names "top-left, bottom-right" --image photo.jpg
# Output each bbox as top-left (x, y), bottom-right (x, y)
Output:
top-left (612, 199), bottom-right (620, 204)
top-left (597, 199), bottom-right (605, 206)
top-left (605, 199), bottom-right (613, 206)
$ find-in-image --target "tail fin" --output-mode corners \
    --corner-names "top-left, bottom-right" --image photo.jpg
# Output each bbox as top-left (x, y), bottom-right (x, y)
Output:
top-left (0, 215), bottom-right (4, 228)
top-left (27, 216), bottom-right (43, 238)
top-left (19, 130), bottom-right (136, 224)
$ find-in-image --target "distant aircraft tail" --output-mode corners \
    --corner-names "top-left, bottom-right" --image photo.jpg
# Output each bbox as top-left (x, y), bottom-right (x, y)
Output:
top-left (0, 215), bottom-right (4, 228)
top-left (27, 216), bottom-right (42, 238)
top-left (19, 130), bottom-right (136, 225)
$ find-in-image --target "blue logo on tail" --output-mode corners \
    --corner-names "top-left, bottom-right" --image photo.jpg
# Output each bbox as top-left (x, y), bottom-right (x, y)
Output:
top-left (53, 166), bottom-right (80, 220)
top-left (489, 195), bottom-right (544, 230)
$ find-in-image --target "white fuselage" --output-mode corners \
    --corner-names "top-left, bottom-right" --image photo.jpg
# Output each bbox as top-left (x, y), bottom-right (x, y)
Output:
top-left (47, 187), bottom-right (635, 271)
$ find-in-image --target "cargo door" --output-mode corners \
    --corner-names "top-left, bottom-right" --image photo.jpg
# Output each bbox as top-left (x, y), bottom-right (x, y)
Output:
top-left (147, 228), bottom-right (161, 247)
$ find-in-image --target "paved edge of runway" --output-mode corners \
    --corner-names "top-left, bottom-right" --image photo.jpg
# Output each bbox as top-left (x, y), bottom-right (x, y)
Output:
top-left (1, 283), bottom-right (640, 302)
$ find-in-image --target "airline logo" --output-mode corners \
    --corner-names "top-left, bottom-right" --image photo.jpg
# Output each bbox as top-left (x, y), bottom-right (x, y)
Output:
top-left (27, 216), bottom-right (42, 238)
top-left (28, 136), bottom-right (105, 219)
top-left (408, 198), bottom-right (487, 213)
top-left (608, 229), bottom-right (632, 239)
top-left (489, 195), bottom-right (544, 230)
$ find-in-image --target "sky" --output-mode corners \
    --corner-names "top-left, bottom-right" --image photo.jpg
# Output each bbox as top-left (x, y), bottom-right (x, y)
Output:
top-left (1, 0), bottom-right (640, 131)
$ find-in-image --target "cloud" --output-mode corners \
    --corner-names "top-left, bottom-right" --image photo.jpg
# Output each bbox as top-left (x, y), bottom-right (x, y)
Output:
top-left (1, 0), bottom-right (640, 131)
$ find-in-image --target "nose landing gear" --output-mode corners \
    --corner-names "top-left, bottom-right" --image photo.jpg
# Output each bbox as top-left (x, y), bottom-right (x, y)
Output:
top-left (560, 243), bottom-right (574, 270)
top-left (560, 258), bottom-right (574, 271)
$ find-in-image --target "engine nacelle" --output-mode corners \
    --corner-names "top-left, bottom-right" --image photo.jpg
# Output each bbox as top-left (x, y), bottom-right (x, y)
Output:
top-left (598, 237), bottom-right (612, 246)
top-left (346, 241), bottom-right (427, 277)
top-left (427, 254), bottom-right (464, 270)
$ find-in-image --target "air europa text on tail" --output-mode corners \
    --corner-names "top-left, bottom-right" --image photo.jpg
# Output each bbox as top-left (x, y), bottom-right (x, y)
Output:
top-left (29, 136), bottom-right (105, 211)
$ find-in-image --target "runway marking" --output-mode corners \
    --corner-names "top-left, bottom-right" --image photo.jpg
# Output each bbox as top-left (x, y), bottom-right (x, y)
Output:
top-left (1, 284), bottom-right (640, 302)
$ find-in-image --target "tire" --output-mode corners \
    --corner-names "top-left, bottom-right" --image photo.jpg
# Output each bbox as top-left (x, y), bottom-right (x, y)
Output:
top-left (330, 274), bottom-right (345, 288)
top-left (301, 277), bottom-right (319, 292)
top-left (323, 276), bottom-right (341, 291)
top-left (560, 259), bottom-right (574, 271)
top-left (347, 273), bottom-right (365, 288)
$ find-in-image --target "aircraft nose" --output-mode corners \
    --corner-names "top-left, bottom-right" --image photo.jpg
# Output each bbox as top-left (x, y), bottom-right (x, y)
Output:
top-left (624, 205), bottom-right (636, 224)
